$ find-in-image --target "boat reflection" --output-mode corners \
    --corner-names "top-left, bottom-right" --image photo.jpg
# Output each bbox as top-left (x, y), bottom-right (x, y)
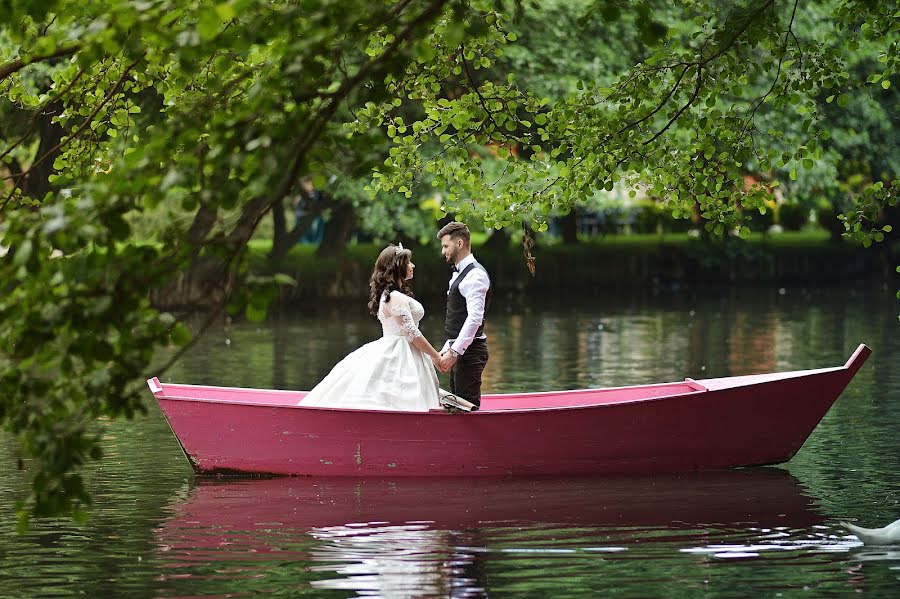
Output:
top-left (159, 468), bottom-right (822, 531)
top-left (154, 469), bottom-right (823, 596)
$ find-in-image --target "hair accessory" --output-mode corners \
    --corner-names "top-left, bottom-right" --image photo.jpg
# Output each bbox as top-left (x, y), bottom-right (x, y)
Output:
top-left (395, 242), bottom-right (404, 254)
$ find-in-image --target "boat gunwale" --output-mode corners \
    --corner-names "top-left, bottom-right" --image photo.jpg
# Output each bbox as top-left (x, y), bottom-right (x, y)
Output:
top-left (150, 368), bottom-right (843, 415)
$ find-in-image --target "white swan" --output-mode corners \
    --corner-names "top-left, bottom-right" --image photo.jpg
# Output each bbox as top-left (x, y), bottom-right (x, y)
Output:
top-left (842, 518), bottom-right (900, 545)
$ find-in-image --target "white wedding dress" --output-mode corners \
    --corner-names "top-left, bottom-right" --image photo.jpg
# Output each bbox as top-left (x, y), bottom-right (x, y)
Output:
top-left (298, 291), bottom-right (440, 411)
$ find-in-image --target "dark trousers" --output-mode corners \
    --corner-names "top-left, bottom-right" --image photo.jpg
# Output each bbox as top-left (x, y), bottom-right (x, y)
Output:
top-left (449, 338), bottom-right (489, 407)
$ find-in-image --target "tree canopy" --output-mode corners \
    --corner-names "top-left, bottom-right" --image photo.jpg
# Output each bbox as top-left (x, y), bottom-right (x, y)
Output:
top-left (1, 0), bottom-right (897, 521)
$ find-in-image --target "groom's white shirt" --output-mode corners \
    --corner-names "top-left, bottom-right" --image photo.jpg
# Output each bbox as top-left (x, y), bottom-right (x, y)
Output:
top-left (442, 254), bottom-right (490, 356)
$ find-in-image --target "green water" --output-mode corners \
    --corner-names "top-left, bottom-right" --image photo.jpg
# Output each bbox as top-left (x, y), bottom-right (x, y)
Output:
top-left (2, 286), bottom-right (898, 597)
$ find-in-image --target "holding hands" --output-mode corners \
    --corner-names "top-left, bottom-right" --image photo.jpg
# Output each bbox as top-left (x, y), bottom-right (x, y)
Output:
top-left (437, 349), bottom-right (458, 373)
top-left (428, 348), bottom-right (451, 373)
top-left (430, 350), bottom-right (455, 373)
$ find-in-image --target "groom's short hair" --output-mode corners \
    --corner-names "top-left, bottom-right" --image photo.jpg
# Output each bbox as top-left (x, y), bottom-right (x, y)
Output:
top-left (437, 221), bottom-right (470, 246)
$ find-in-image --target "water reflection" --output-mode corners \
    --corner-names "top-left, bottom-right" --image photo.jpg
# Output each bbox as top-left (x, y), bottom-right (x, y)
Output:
top-left (158, 470), bottom-right (823, 533)
top-left (308, 526), bottom-right (480, 597)
top-left (153, 470), bottom-right (830, 596)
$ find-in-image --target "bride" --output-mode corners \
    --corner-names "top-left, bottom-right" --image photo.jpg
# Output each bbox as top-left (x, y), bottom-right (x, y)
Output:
top-left (298, 244), bottom-right (443, 411)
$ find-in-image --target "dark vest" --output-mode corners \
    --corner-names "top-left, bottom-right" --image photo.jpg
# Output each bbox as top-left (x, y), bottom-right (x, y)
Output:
top-left (445, 262), bottom-right (491, 340)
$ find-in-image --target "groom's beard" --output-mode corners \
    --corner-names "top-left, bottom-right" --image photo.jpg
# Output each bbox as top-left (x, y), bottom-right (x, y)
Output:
top-left (446, 247), bottom-right (459, 264)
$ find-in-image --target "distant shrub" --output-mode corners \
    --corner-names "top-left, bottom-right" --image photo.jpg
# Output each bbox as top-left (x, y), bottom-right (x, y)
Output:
top-left (660, 210), bottom-right (695, 232)
top-left (778, 201), bottom-right (810, 231)
top-left (630, 201), bottom-right (662, 233)
top-left (815, 197), bottom-right (846, 241)
top-left (578, 205), bottom-right (624, 236)
top-left (746, 201), bottom-right (776, 232)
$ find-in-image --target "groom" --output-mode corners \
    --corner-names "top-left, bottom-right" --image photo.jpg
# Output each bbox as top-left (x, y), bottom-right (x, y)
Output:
top-left (437, 221), bottom-right (491, 409)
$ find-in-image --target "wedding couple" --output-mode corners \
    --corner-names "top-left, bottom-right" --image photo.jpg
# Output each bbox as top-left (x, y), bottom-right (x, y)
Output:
top-left (299, 222), bottom-right (491, 412)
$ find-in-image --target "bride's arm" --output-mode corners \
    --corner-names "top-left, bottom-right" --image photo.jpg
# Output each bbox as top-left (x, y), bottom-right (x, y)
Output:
top-left (388, 294), bottom-right (442, 362)
top-left (411, 333), bottom-right (442, 363)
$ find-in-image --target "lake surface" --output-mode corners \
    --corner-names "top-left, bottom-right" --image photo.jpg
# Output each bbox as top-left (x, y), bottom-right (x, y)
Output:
top-left (2, 285), bottom-right (899, 597)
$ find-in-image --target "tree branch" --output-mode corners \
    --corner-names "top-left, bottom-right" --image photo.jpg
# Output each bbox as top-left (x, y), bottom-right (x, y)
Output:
top-left (0, 66), bottom-right (88, 165)
top-left (0, 44), bottom-right (81, 82)
top-left (697, 0), bottom-right (776, 67)
top-left (3, 57), bottom-right (141, 187)
top-left (461, 43), bottom-right (503, 134)
top-left (617, 64), bottom-right (691, 135)
top-left (643, 65), bottom-right (703, 145)
top-left (742, 0), bottom-right (801, 132)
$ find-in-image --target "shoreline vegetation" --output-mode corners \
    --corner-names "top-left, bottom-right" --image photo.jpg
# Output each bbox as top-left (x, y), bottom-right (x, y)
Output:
top-left (242, 230), bottom-right (899, 305)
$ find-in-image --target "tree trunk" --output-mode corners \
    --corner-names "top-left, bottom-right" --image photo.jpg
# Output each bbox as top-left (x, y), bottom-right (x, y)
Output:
top-left (187, 202), bottom-right (218, 245)
top-left (395, 229), bottom-right (420, 250)
top-left (269, 197), bottom-right (291, 264)
top-left (559, 211), bottom-right (579, 244)
top-left (267, 206), bottom-right (322, 267)
top-left (483, 227), bottom-right (510, 250)
top-left (149, 251), bottom-right (233, 312)
top-left (22, 102), bottom-right (65, 200)
top-left (316, 201), bottom-right (357, 257)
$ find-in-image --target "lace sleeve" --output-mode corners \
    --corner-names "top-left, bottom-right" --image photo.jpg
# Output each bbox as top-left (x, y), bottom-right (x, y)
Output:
top-left (387, 295), bottom-right (423, 342)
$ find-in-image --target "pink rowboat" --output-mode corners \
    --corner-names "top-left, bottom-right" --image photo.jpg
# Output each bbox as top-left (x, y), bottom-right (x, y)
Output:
top-left (147, 343), bottom-right (870, 477)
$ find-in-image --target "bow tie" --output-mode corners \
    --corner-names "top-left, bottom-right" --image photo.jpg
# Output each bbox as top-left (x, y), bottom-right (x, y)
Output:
top-left (452, 265), bottom-right (458, 273)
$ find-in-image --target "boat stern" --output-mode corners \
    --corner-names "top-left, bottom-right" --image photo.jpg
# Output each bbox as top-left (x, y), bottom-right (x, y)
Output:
top-left (844, 344), bottom-right (872, 378)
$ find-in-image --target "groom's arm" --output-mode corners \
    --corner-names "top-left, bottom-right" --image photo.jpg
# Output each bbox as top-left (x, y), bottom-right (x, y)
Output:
top-left (449, 270), bottom-right (490, 355)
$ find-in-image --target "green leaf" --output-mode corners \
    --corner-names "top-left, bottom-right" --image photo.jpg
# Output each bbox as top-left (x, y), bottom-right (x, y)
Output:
top-left (246, 303), bottom-right (268, 323)
top-left (170, 323), bottom-right (192, 346)
top-left (197, 8), bottom-right (222, 40)
top-left (215, 2), bottom-right (236, 21)
top-left (444, 23), bottom-right (465, 46)
top-left (14, 239), bottom-right (32, 267)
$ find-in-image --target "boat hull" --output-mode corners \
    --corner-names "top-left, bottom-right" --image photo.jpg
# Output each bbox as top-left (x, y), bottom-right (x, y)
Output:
top-left (151, 344), bottom-right (870, 476)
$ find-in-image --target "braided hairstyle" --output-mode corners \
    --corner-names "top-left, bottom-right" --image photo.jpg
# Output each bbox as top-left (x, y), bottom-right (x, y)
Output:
top-left (367, 245), bottom-right (414, 315)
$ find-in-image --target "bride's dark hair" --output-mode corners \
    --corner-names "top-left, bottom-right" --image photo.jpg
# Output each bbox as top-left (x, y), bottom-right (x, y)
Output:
top-left (368, 244), bottom-right (414, 315)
